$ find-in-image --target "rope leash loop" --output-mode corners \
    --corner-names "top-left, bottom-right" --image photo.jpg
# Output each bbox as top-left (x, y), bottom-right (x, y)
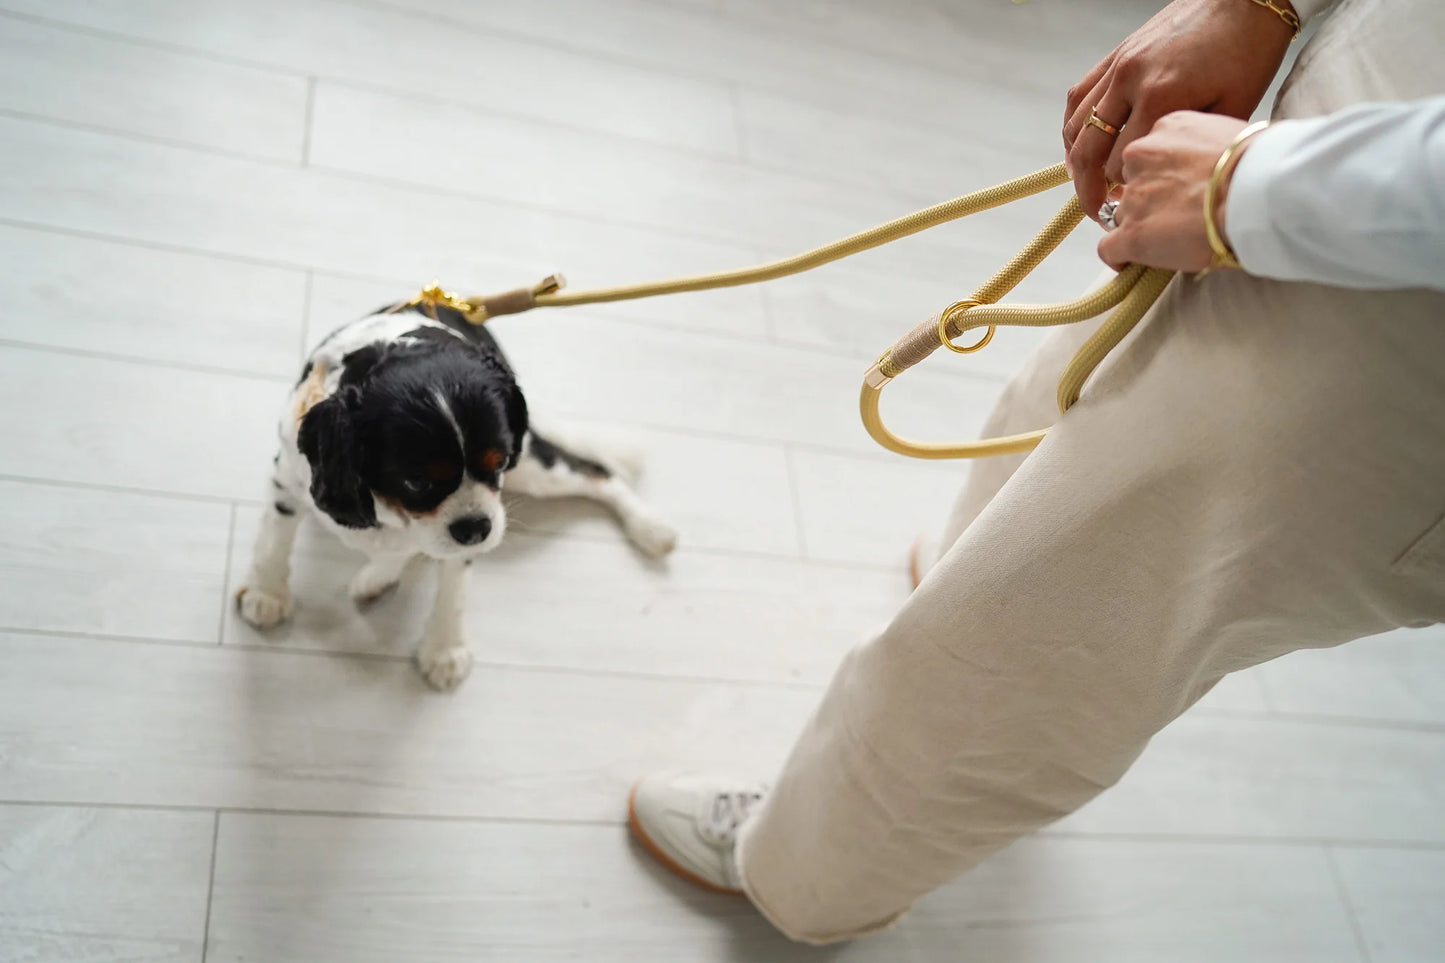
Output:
top-left (408, 161), bottom-right (1176, 460)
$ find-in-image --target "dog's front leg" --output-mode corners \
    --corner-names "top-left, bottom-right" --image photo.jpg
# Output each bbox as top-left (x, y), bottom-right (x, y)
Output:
top-left (416, 557), bottom-right (473, 691)
top-left (236, 479), bottom-right (303, 629)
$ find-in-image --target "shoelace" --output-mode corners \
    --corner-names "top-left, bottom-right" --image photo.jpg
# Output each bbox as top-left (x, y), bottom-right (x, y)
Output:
top-left (700, 787), bottom-right (767, 845)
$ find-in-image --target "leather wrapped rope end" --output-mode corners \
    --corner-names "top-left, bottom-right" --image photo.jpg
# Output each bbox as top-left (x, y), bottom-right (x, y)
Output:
top-left (462, 273), bottom-right (566, 325)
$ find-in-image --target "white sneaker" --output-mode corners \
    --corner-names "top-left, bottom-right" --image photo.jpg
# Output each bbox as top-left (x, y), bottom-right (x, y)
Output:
top-left (628, 770), bottom-right (768, 895)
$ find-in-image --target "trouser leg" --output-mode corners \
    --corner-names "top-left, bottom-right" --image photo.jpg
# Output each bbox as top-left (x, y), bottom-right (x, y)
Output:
top-left (937, 313), bottom-right (1105, 555)
top-left (736, 272), bottom-right (1445, 944)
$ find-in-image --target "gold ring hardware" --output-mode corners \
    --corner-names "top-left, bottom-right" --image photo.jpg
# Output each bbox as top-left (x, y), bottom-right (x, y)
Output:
top-left (937, 299), bottom-right (995, 354)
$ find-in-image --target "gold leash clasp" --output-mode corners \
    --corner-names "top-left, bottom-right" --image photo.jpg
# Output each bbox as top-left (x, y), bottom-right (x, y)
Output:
top-left (404, 279), bottom-right (480, 320)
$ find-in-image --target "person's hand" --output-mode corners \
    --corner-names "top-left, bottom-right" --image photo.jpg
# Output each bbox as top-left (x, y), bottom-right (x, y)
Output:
top-left (1063, 0), bottom-right (1295, 223)
top-left (1096, 111), bottom-right (1251, 272)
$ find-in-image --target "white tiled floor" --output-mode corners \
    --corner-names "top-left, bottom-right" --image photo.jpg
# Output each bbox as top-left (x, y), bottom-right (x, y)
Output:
top-left (1, 1), bottom-right (1442, 960)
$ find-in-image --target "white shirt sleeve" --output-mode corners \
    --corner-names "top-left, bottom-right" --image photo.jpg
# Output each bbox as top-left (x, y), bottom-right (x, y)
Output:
top-left (1225, 95), bottom-right (1445, 291)
top-left (1288, 0), bottom-right (1337, 25)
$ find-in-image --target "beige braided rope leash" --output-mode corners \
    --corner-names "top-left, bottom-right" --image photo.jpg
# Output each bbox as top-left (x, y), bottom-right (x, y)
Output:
top-left (407, 162), bottom-right (1176, 460)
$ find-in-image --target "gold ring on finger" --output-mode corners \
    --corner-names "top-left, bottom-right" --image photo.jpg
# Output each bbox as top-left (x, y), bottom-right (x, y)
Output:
top-left (1086, 107), bottom-right (1121, 137)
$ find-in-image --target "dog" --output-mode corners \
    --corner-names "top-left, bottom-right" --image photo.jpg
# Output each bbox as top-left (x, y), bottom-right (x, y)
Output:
top-left (236, 299), bottom-right (678, 690)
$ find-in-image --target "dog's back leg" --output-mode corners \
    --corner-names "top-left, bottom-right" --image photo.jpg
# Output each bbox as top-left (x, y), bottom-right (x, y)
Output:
top-left (507, 430), bottom-right (677, 558)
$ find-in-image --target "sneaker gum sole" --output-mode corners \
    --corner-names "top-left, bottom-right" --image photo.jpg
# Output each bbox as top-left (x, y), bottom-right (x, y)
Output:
top-left (627, 781), bottom-right (746, 897)
top-left (909, 537), bottom-right (926, 590)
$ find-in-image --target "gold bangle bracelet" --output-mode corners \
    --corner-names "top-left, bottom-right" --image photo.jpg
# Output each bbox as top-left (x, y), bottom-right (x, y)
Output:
top-left (1246, 0), bottom-right (1302, 38)
top-left (1202, 120), bottom-right (1271, 274)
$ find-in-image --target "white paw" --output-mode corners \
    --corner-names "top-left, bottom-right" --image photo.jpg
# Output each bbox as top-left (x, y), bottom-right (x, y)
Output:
top-left (236, 585), bottom-right (293, 630)
top-left (348, 568), bottom-right (400, 606)
top-left (626, 515), bottom-right (678, 558)
top-left (417, 644), bottom-right (474, 692)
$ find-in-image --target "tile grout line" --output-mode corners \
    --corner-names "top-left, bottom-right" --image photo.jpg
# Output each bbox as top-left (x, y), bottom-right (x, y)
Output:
top-left (0, 215), bottom-right (999, 374)
top-left (215, 502), bottom-right (239, 646)
top-left (200, 810), bottom-right (220, 963)
top-left (727, 83), bottom-right (749, 163)
top-left (1254, 663), bottom-right (1281, 714)
top-left (5, 795), bottom-right (1445, 851)
top-left (0, 472), bottom-right (260, 507)
top-left (0, 1), bottom-right (1073, 146)
top-left (0, 67), bottom-right (1061, 270)
top-left (0, 88), bottom-right (1046, 265)
top-left (0, 3), bottom-right (1068, 189)
top-left (0, 624), bottom-right (833, 693)
top-left (0, 469), bottom-right (908, 569)
top-left (0, 7), bottom-right (310, 76)
top-left (6, 624), bottom-right (1443, 735)
top-left (300, 76), bottom-right (317, 167)
top-left (0, 340), bottom-right (1004, 470)
top-left (1323, 844), bottom-right (1375, 963)
top-left (336, 0), bottom-right (1061, 129)
top-left (0, 337), bottom-right (292, 383)
top-left (0, 105), bottom-right (296, 166)
top-left (298, 268), bottom-right (315, 362)
top-left (782, 444), bottom-right (810, 559)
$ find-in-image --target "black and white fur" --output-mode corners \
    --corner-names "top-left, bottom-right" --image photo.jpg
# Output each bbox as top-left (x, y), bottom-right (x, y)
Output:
top-left (237, 302), bottom-right (677, 690)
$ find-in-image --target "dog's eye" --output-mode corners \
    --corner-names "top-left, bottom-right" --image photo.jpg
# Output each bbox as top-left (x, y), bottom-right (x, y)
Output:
top-left (401, 478), bottom-right (429, 494)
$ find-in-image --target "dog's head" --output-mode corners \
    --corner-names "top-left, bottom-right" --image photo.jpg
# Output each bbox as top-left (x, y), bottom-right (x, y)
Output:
top-left (298, 331), bottom-right (527, 559)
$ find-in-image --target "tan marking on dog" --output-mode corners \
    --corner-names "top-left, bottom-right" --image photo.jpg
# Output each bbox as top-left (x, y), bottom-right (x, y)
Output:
top-left (378, 493), bottom-right (439, 520)
top-left (293, 362), bottom-right (328, 428)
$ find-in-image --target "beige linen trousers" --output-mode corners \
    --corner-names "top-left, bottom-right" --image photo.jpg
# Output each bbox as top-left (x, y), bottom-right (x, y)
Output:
top-left (734, 0), bottom-right (1445, 944)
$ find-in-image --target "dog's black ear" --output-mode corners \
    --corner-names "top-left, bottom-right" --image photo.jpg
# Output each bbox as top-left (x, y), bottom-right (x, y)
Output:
top-left (298, 386), bottom-right (377, 529)
top-left (506, 382), bottom-right (529, 466)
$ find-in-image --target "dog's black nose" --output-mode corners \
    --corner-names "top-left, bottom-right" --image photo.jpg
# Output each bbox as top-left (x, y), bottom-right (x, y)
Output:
top-left (448, 515), bottom-right (492, 546)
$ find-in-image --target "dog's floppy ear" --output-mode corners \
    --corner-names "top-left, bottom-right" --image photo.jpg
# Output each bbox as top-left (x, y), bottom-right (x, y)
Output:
top-left (298, 385), bottom-right (377, 529)
top-left (506, 382), bottom-right (529, 466)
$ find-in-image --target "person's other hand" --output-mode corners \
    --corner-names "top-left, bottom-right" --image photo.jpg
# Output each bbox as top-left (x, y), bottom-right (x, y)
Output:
top-left (1063, 0), bottom-right (1295, 222)
top-left (1097, 111), bottom-right (1250, 272)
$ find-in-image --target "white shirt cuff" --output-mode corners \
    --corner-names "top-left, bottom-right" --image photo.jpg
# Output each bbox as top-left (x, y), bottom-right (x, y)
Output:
top-left (1224, 118), bottom-right (1327, 277)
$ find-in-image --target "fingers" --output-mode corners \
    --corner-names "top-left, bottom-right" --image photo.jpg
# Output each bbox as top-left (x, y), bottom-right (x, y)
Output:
top-left (1103, 97), bottom-right (1163, 187)
top-left (1062, 75), bottom-right (1107, 161)
top-left (1068, 87), bottom-right (1130, 221)
top-left (1096, 217), bottom-right (1137, 271)
top-left (1063, 50), bottom-right (1115, 146)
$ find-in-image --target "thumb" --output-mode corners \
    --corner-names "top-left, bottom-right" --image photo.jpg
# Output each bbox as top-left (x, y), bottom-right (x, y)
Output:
top-left (1097, 228), bottom-right (1135, 272)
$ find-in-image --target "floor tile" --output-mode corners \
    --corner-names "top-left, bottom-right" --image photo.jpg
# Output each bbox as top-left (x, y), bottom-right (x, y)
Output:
top-left (762, 257), bottom-right (1066, 377)
top-left (1258, 625), bottom-right (1445, 725)
top-left (208, 813), bottom-right (1362, 963)
top-left (902, 837), bottom-right (1360, 963)
top-left (788, 447), bottom-right (963, 566)
top-left (0, 0), bottom-right (739, 156)
top-left (0, 480), bottom-right (232, 642)
top-left (0, 347), bottom-right (282, 499)
top-left (0, 804), bottom-right (213, 963)
top-left (0, 118), bottom-right (769, 338)
top-left (0, 14), bottom-right (307, 160)
top-left (224, 508), bottom-right (898, 686)
top-left (1331, 846), bottom-right (1445, 963)
top-left (0, 223), bottom-right (306, 376)
top-left (0, 632), bottom-right (817, 820)
top-left (1060, 714), bottom-right (1445, 844)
